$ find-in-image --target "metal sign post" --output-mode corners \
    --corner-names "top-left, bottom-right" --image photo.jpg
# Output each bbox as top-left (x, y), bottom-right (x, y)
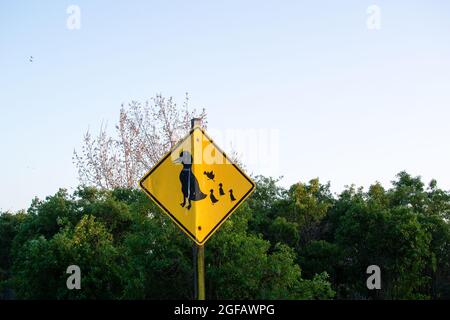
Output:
top-left (191, 118), bottom-right (205, 301)
top-left (197, 244), bottom-right (205, 300)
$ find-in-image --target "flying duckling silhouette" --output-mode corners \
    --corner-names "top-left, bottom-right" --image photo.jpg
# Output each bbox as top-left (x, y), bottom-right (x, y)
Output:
top-left (173, 151), bottom-right (207, 210)
top-left (218, 183), bottom-right (225, 196)
top-left (203, 170), bottom-right (215, 181)
top-left (229, 189), bottom-right (236, 201)
top-left (209, 189), bottom-right (219, 204)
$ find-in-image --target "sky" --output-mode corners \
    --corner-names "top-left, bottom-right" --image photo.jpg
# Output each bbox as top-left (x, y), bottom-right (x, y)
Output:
top-left (1, 1), bottom-right (450, 211)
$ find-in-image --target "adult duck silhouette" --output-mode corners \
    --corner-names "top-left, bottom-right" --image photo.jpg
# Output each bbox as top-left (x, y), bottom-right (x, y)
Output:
top-left (173, 151), bottom-right (206, 210)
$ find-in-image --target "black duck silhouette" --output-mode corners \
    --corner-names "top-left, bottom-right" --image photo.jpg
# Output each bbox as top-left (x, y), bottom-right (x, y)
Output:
top-left (173, 151), bottom-right (207, 210)
top-left (203, 170), bottom-right (215, 181)
top-left (209, 189), bottom-right (219, 204)
top-left (218, 183), bottom-right (225, 196)
top-left (229, 189), bottom-right (236, 201)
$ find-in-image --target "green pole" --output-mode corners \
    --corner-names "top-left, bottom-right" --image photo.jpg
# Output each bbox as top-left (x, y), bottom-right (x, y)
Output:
top-left (197, 244), bottom-right (205, 300)
top-left (191, 118), bottom-right (206, 301)
top-left (193, 244), bottom-right (198, 299)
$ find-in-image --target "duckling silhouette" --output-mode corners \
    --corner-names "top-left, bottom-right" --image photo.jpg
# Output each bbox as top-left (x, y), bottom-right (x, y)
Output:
top-left (218, 183), bottom-right (225, 196)
top-left (209, 189), bottom-right (219, 204)
top-left (229, 189), bottom-right (236, 201)
top-left (203, 170), bottom-right (215, 181)
top-left (173, 151), bottom-right (207, 210)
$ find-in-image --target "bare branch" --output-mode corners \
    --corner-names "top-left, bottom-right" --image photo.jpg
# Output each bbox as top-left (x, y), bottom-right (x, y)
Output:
top-left (73, 94), bottom-right (207, 188)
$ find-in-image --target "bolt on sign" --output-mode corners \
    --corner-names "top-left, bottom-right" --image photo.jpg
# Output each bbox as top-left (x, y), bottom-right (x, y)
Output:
top-left (139, 126), bottom-right (255, 245)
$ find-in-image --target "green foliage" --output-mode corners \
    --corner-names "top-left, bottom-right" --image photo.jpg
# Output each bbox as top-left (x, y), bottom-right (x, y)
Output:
top-left (1, 171), bottom-right (449, 300)
top-left (246, 175), bottom-right (287, 237)
top-left (0, 211), bottom-right (25, 299)
top-left (11, 215), bottom-right (122, 299)
top-left (120, 210), bottom-right (193, 299)
top-left (268, 217), bottom-right (299, 248)
top-left (206, 204), bottom-right (334, 299)
top-left (296, 272), bottom-right (335, 300)
top-left (287, 179), bottom-right (333, 246)
top-left (0, 212), bottom-right (23, 273)
top-left (298, 240), bottom-right (342, 281)
top-left (334, 204), bottom-right (430, 299)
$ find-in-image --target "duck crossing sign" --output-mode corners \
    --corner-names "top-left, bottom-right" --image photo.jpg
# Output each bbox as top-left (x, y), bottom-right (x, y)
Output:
top-left (139, 125), bottom-right (256, 245)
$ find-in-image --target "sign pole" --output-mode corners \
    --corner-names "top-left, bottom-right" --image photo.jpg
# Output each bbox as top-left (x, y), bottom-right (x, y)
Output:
top-left (193, 244), bottom-right (198, 299)
top-left (197, 244), bottom-right (205, 300)
top-left (191, 118), bottom-right (205, 301)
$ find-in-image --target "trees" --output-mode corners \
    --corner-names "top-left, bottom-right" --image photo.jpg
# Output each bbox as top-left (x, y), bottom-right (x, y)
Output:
top-left (3, 185), bottom-right (335, 300)
top-left (392, 173), bottom-right (450, 299)
top-left (0, 213), bottom-right (21, 277)
top-left (287, 179), bottom-right (333, 246)
top-left (0, 211), bottom-right (24, 299)
top-left (334, 198), bottom-right (430, 299)
top-left (73, 94), bottom-right (207, 188)
top-left (12, 215), bottom-right (122, 299)
top-left (206, 203), bottom-right (334, 299)
top-left (316, 172), bottom-right (450, 299)
top-left (1, 172), bottom-right (449, 300)
top-left (245, 172), bottom-right (450, 300)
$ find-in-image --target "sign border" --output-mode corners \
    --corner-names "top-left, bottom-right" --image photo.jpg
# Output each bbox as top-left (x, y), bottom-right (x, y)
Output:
top-left (139, 127), bottom-right (256, 245)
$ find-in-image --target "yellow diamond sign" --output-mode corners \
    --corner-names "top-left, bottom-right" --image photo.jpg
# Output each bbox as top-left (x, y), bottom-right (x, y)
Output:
top-left (139, 126), bottom-right (256, 245)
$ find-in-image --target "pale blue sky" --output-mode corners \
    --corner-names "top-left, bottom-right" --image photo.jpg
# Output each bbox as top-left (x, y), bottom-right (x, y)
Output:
top-left (1, 1), bottom-right (450, 211)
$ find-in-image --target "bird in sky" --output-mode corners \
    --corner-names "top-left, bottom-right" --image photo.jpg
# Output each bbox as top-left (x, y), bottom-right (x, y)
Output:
top-left (29, 56), bottom-right (33, 63)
